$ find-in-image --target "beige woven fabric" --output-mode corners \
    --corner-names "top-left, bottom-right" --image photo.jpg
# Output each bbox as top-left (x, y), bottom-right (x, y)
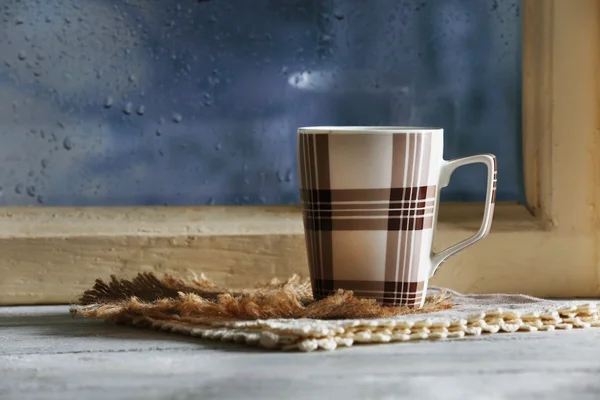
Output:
top-left (72, 276), bottom-right (600, 352)
top-left (121, 288), bottom-right (600, 352)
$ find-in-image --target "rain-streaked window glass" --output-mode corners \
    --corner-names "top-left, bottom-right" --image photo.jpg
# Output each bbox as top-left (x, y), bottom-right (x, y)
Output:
top-left (0, 0), bottom-right (522, 206)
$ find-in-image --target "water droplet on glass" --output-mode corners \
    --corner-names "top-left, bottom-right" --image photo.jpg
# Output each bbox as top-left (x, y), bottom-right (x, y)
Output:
top-left (207, 75), bottom-right (220, 86)
top-left (41, 159), bottom-right (48, 168)
top-left (104, 96), bottom-right (113, 108)
top-left (155, 128), bottom-right (162, 136)
top-left (172, 113), bottom-right (183, 123)
top-left (276, 171), bottom-right (284, 182)
top-left (214, 143), bottom-right (222, 151)
top-left (244, 178), bottom-right (250, 185)
top-left (259, 196), bottom-right (267, 204)
top-left (158, 149), bottom-right (164, 156)
top-left (334, 12), bottom-right (345, 20)
top-left (45, 16), bottom-right (52, 23)
top-left (208, 15), bottom-right (217, 23)
top-left (26, 186), bottom-right (36, 197)
top-left (18, 50), bottom-right (27, 61)
top-left (14, 184), bottom-right (23, 194)
top-left (136, 105), bottom-right (145, 116)
top-left (285, 169), bottom-right (293, 182)
top-left (63, 137), bottom-right (73, 150)
top-left (15, 18), bottom-right (24, 25)
top-left (207, 197), bottom-right (215, 205)
top-left (36, 195), bottom-right (44, 204)
top-left (122, 102), bottom-right (133, 115)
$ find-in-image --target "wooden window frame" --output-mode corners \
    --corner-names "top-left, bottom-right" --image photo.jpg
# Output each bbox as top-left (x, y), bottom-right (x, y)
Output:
top-left (1, 0), bottom-right (598, 305)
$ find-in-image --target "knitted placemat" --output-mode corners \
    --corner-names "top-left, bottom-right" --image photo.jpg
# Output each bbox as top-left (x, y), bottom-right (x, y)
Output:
top-left (71, 273), bottom-right (600, 352)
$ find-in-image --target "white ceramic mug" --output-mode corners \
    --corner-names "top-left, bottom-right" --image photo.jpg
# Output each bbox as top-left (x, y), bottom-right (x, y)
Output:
top-left (298, 126), bottom-right (496, 308)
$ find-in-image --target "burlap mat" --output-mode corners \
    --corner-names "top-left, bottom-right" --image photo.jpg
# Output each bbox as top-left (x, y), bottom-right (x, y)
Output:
top-left (71, 273), bottom-right (600, 352)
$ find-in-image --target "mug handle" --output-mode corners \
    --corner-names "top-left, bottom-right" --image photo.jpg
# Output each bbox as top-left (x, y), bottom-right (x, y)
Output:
top-left (429, 154), bottom-right (497, 277)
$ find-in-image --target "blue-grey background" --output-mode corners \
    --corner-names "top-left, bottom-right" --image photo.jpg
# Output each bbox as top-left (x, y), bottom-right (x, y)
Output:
top-left (0, 0), bottom-right (522, 206)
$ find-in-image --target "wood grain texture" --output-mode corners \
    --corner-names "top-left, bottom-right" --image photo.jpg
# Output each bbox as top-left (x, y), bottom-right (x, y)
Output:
top-left (2, 203), bottom-right (599, 305)
top-left (522, 0), bottom-right (554, 222)
top-left (519, 0), bottom-right (600, 296)
top-left (3, 305), bottom-right (600, 400)
top-left (523, 0), bottom-right (600, 233)
top-left (0, 206), bottom-right (308, 305)
top-left (550, 0), bottom-right (600, 234)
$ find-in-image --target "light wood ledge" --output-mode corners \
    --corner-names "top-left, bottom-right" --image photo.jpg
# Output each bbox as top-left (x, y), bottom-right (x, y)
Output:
top-left (3, 202), bottom-right (595, 305)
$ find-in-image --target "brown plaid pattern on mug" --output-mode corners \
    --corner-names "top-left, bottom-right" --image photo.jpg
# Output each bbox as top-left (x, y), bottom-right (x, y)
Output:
top-left (301, 187), bottom-right (436, 231)
top-left (490, 154), bottom-right (497, 203)
top-left (298, 131), bottom-right (438, 308)
top-left (312, 280), bottom-right (426, 304)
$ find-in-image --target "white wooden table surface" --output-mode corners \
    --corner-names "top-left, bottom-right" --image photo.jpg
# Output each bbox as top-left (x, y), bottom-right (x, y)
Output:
top-left (2, 305), bottom-right (600, 400)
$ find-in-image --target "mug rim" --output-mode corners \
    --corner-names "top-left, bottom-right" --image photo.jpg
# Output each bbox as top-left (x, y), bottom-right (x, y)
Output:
top-left (298, 126), bottom-right (443, 134)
